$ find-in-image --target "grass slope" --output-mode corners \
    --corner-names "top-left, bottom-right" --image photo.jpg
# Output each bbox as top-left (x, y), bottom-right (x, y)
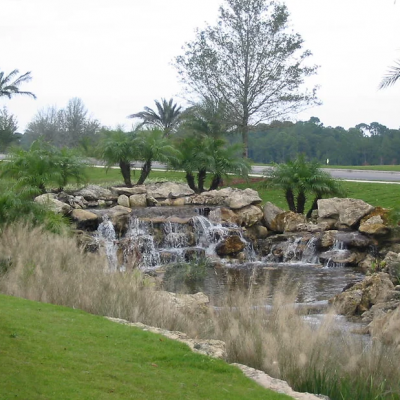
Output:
top-left (0, 294), bottom-right (290, 400)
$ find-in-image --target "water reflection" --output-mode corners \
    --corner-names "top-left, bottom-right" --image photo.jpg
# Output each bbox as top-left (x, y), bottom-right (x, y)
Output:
top-left (162, 262), bottom-right (365, 306)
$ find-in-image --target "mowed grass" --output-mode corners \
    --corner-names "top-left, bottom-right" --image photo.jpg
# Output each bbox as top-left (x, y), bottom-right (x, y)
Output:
top-left (0, 294), bottom-right (289, 400)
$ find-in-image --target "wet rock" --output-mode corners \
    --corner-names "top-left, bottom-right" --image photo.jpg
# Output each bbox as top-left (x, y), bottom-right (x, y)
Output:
top-left (318, 197), bottom-right (375, 228)
top-left (215, 236), bottom-right (246, 256)
top-left (34, 193), bottom-right (72, 215)
top-left (71, 209), bottom-right (99, 230)
top-left (234, 205), bottom-right (263, 227)
top-left (335, 231), bottom-right (372, 248)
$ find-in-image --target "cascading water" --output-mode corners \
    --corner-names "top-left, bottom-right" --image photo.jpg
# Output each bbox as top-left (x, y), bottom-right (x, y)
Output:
top-left (96, 216), bottom-right (119, 272)
top-left (323, 240), bottom-right (347, 268)
top-left (301, 237), bottom-right (319, 264)
top-left (95, 212), bottom-right (255, 271)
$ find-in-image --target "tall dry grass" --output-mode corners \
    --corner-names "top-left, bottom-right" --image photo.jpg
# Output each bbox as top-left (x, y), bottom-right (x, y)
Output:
top-left (1, 223), bottom-right (399, 399)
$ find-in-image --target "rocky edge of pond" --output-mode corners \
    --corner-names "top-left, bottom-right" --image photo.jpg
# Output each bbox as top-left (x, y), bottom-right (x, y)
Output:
top-left (34, 182), bottom-right (400, 348)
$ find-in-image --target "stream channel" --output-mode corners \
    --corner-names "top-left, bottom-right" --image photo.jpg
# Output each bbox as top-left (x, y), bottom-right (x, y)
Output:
top-left (95, 206), bottom-right (367, 331)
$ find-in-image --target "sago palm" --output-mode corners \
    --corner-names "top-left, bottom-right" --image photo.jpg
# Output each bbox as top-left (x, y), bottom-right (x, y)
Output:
top-left (97, 130), bottom-right (137, 187)
top-left (134, 129), bottom-right (180, 184)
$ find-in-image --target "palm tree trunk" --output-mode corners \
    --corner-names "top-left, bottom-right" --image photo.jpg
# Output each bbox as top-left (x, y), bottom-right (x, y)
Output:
top-left (296, 190), bottom-right (306, 214)
top-left (209, 174), bottom-right (221, 191)
top-left (285, 189), bottom-right (296, 212)
top-left (119, 160), bottom-right (132, 187)
top-left (137, 160), bottom-right (152, 185)
top-left (185, 172), bottom-right (198, 193)
top-left (306, 195), bottom-right (321, 219)
top-left (197, 169), bottom-right (206, 193)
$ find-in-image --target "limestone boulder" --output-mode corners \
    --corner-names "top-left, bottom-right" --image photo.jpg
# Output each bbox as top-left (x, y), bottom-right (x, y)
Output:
top-left (320, 230), bottom-right (338, 248)
top-left (329, 273), bottom-right (396, 316)
top-left (129, 194), bottom-right (147, 207)
top-left (245, 224), bottom-right (269, 240)
top-left (74, 185), bottom-right (117, 201)
top-left (317, 197), bottom-right (375, 228)
top-left (34, 193), bottom-right (72, 215)
top-left (71, 209), bottom-right (99, 230)
top-left (274, 211), bottom-right (306, 233)
top-left (359, 215), bottom-right (390, 236)
top-left (117, 195), bottom-right (130, 208)
top-left (368, 305), bottom-right (400, 348)
top-left (263, 202), bottom-right (285, 230)
top-left (146, 182), bottom-right (194, 199)
top-left (111, 185), bottom-right (147, 196)
top-left (234, 205), bottom-right (263, 227)
top-left (382, 251), bottom-right (400, 280)
top-left (158, 197), bottom-right (186, 207)
top-left (56, 192), bottom-right (88, 209)
top-left (189, 187), bottom-right (261, 209)
top-left (215, 235), bottom-right (246, 256)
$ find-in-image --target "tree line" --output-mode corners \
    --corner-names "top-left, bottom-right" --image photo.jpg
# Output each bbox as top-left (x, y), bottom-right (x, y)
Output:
top-left (244, 118), bottom-right (400, 166)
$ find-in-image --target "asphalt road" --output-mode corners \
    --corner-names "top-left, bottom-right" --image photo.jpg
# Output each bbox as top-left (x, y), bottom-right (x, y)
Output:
top-left (2, 154), bottom-right (400, 183)
top-left (253, 165), bottom-right (400, 183)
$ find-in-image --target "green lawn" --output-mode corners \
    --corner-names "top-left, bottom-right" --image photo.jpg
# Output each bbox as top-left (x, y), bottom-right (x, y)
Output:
top-left (0, 294), bottom-right (289, 400)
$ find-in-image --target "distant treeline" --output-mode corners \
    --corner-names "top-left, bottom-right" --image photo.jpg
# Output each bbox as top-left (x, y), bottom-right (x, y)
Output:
top-left (240, 118), bottom-right (400, 165)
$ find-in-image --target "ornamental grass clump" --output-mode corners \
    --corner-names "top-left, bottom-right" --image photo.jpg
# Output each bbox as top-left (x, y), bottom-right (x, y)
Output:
top-left (0, 223), bottom-right (399, 399)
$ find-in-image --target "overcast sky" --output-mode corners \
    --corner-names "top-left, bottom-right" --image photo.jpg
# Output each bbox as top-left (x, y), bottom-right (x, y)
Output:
top-left (2, 0), bottom-right (400, 131)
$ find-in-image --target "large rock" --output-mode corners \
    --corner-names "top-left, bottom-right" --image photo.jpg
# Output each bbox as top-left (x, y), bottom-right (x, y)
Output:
top-left (34, 193), bottom-right (72, 215)
top-left (70, 209), bottom-right (99, 230)
top-left (382, 251), bottom-right (400, 280)
top-left (234, 205), bottom-right (263, 227)
top-left (189, 187), bottom-right (261, 209)
top-left (74, 185), bottom-right (117, 201)
top-left (274, 211), bottom-right (306, 233)
top-left (329, 273), bottom-right (396, 315)
top-left (215, 235), bottom-right (246, 256)
top-left (111, 185), bottom-right (147, 196)
top-left (146, 182), bottom-right (194, 199)
top-left (317, 198), bottom-right (374, 228)
top-left (117, 195), bottom-right (130, 208)
top-left (129, 194), bottom-right (147, 207)
top-left (359, 215), bottom-right (390, 236)
top-left (263, 202), bottom-right (285, 230)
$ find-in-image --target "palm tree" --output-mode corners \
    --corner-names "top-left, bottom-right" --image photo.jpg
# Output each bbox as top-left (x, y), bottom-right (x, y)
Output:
top-left (97, 129), bottom-right (137, 186)
top-left (265, 155), bottom-right (344, 215)
top-left (134, 129), bottom-right (180, 184)
top-left (1, 140), bottom-right (61, 193)
top-left (379, 61), bottom-right (400, 89)
top-left (128, 98), bottom-right (182, 137)
top-left (0, 69), bottom-right (36, 99)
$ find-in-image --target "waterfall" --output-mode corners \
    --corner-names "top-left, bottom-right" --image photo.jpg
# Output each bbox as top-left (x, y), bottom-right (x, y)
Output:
top-left (301, 237), bottom-right (319, 264)
top-left (94, 212), bottom-right (255, 271)
top-left (323, 240), bottom-right (347, 268)
top-left (96, 216), bottom-right (119, 272)
top-left (125, 217), bottom-right (161, 269)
